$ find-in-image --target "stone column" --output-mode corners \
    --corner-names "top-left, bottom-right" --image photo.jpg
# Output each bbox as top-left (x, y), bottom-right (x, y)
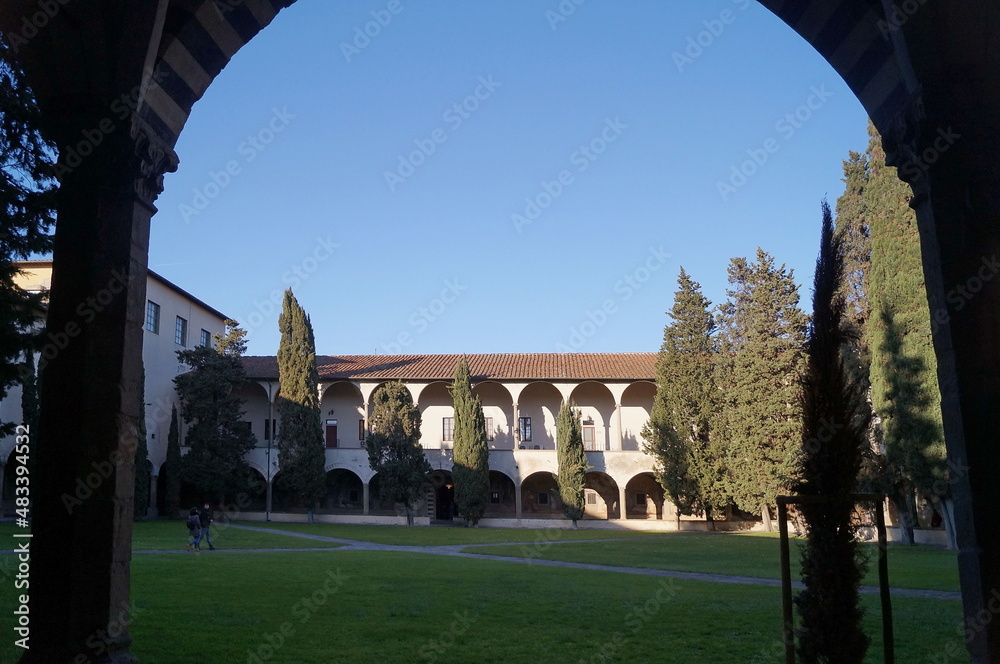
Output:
top-left (614, 402), bottom-right (623, 451)
top-left (515, 481), bottom-right (523, 519)
top-left (26, 120), bottom-right (176, 663)
top-left (618, 485), bottom-right (628, 521)
top-left (512, 402), bottom-right (520, 447)
top-left (363, 482), bottom-right (370, 516)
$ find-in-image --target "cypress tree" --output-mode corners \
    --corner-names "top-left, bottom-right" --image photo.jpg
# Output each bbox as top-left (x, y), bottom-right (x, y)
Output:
top-left (175, 320), bottom-right (256, 505)
top-left (0, 36), bottom-right (55, 437)
top-left (642, 268), bottom-right (722, 523)
top-left (134, 367), bottom-right (150, 520)
top-left (864, 124), bottom-right (948, 546)
top-left (794, 201), bottom-right (871, 664)
top-left (275, 290), bottom-right (326, 523)
top-left (450, 356), bottom-right (489, 526)
top-left (366, 381), bottom-right (431, 525)
top-left (164, 405), bottom-right (182, 518)
top-left (716, 248), bottom-right (808, 530)
top-left (557, 400), bottom-right (587, 528)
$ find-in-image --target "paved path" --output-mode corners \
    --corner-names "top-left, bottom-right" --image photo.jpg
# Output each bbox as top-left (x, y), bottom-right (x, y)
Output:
top-left (129, 523), bottom-right (960, 602)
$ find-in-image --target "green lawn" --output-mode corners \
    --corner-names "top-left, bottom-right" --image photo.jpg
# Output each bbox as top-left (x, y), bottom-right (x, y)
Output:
top-left (471, 532), bottom-right (960, 591)
top-left (0, 550), bottom-right (966, 664)
top-left (240, 521), bottom-right (662, 546)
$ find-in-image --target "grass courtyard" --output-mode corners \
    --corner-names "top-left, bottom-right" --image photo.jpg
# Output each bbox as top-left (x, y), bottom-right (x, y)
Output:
top-left (0, 521), bottom-right (968, 663)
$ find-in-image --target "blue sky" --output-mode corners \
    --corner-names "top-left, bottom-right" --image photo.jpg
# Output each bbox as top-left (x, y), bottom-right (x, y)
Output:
top-left (149, 0), bottom-right (871, 357)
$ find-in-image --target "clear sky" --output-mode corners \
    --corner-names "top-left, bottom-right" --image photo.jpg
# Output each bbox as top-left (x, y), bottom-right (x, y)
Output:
top-left (148, 0), bottom-right (871, 357)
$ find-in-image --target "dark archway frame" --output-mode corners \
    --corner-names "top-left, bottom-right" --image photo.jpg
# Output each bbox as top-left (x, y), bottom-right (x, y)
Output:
top-left (1, 1), bottom-right (997, 662)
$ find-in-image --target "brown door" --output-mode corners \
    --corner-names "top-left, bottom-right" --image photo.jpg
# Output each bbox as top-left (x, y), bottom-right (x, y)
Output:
top-left (325, 420), bottom-right (338, 448)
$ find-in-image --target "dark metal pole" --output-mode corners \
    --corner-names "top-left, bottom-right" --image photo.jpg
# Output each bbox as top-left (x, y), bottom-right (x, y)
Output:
top-left (777, 497), bottom-right (795, 664)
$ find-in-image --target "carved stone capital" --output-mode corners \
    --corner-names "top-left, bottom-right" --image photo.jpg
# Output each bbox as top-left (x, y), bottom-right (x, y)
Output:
top-left (130, 119), bottom-right (179, 206)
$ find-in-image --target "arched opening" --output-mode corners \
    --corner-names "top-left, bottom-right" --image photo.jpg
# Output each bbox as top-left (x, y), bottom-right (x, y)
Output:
top-left (418, 382), bottom-right (454, 450)
top-left (322, 468), bottom-right (363, 513)
top-left (485, 470), bottom-right (517, 517)
top-left (427, 469), bottom-right (454, 521)
top-left (320, 382), bottom-right (365, 449)
top-left (517, 383), bottom-right (562, 450)
top-left (474, 381), bottom-right (514, 450)
top-left (584, 471), bottom-right (621, 520)
top-left (570, 382), bottom-right (616, 451)
top-left (625, 472), bottom-right (665, 520)
top-left (620, 382), bottom-right (656, 452)
top-left (520, 471), bottom-right (560, 518)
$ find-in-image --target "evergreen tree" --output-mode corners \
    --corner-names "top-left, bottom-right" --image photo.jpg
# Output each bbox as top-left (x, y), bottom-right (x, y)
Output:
top-left (134, 367), bottom-right (150, 520)
top-left (174, 320), bottom-right (256, 504)
top-left (18, 349), bottom-right (38, 432)
top-left (450, 356), bottom-right (489, 526)
top-left (164, 405), bottom-right (182, 518)
top-left (716, 248), bottom-right (808, 530)
top-left (365, 381), bottom-right (431, 525)
top-left (863, 124), bottom-right (948, 546)
top-left (557, 400), bottom-right (587, 528)
top-left (0, 36), bottom-right (55, 437)
top-left (642, 268), bottom-right (722, 523)
top-left (794, 201), bottom-right (871, 664)
top-left (275, 290), bottom-right (325, 523)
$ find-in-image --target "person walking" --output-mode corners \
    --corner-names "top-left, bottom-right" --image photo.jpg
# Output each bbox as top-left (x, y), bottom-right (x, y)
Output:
top-left (199, 502), bottom-right (216, 550)
top-left (186, 507), bottom-right (202, 551)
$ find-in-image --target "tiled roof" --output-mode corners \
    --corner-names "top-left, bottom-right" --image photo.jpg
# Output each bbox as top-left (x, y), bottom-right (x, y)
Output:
top-left (242, 354), bottom-right (657, 382)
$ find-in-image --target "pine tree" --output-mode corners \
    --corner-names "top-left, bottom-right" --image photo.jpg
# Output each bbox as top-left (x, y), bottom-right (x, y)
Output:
top-left (164, 405), bottom-right (182, 518)
top-left (450, 356), bottom-right (489, 526)
top-left (174, 320), bottom-right (256, 504)
top-left (557, 400), bottom-right (588, 528)
top-left (275, 290), bottom-right (325, 523)
top-left (134, 366), bottom-right (150, 520)
top-left (365, 381), bottom-right (431, 525)
top-left (794, 201), bottom-right (871, 664)
top-left (0, 36), bottom-right (55, 437)
top-left (716, 248), bottom-right (808, 530)
top-left (642, 268), bottom-right (722, 523)
top-left (864, 124), bottom-right (948, 546)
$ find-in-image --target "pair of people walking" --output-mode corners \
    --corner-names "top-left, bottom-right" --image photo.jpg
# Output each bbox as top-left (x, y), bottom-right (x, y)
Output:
top-left (186, 503), bottom-right (215, 551)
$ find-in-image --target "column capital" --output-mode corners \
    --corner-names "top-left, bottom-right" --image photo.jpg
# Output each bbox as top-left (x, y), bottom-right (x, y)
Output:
top-left (131, 118), bottom-right (179, 207)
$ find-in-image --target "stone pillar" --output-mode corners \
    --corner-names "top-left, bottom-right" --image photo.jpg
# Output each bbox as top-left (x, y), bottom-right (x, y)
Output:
top-left (618, 485), bottom-right (628, 521)
top-left (148, 474), bottom-right (159, 518)
top-left (614, 403), bottom-right (623, 451)
top-left (363, 482), bottom-right (370, 516)
top-left (887, 103), bottom-right (1000, 662)
top-left (515, 481), bottom-right (523, 519)
top-left (512, 402), bottom-right (520, 447)
top-left (26, 120), bottom-right (176, 663)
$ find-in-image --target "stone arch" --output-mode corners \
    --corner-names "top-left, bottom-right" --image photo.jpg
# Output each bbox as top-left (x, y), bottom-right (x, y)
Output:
top-left (418, 381), bottom-right (454, 450)
top-left (323, 468), bottom-right (364, 514)
top-left (520, 471), bottom-right (560, 518)
top-left (517, 382), bottom-right (562, 450)
top-left (625, 472), bottom-right (665, 520)
top-left (474, 381), bottom-right (514, 450)
top-left (584, 471), bottom-right (621, 520)
top-left (320, 381), bottom-right (365, 449)
top-left (570, 382), bottom-right (616, 452)
top-left (485, 470), bottom-right (517, 517)
top-left (620, 381), bottom-right (656, 451)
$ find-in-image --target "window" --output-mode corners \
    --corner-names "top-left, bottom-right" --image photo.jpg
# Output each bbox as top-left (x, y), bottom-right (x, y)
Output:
top-left (145, 301), bottom-right (160, 333)
top-left (349, 490), bottom-right (359, 502)
top-left (175, 316), bottom-right (187, 346)
top-left (200, 329), bottom-right (211, 347)
top-left (518, 417), bottom-right (532, 442)
top-left (264, 419), bottom-right (278, 441)
top-left (442, 417), bottom-right (454, 442)
top-left (582, 426), bottom-right (598, 451)
top-left (537, 492), bottom-right (549, 505)
top-left (635, 492), bottom-right (646, 506)
top-left (490, 492), bottom-right (500, 504)
top-left (586, 491), bottom-right (598, 505)
top-left (359, 419), bottom-right (366, 441)
top-left (484, 417), bottom-right (494, 441)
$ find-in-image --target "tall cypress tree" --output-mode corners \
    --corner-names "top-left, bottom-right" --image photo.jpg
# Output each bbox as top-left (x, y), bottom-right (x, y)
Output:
top-left (716, 248), bottom-right (808, 530)
top-left (175, 320), bottom-right (256, 504)
top-left (450, 356), bottom-right (489, 526)
top-left (864, 124), bottom-right (948, 546)
top-left (642, 268), bottom-right (722, 523)
top-left (275, 290), bottom-right (326, 523)
top-left (164, 405), bottom-right (182, 518)
top-left (794, 201), bottom-right (871, 664)
top-left (0, 36), bottom-right (55, 437)
top-left (366, 381), bottom-right (431, 525)
top-left (557, 400), bottom-right (587, 528)
top-left (134, 366), bottom-right (150, 520)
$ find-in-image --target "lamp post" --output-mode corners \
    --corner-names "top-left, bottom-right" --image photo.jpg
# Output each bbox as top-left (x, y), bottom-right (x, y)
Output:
top-left (266, 379), bottom-right (274, 521)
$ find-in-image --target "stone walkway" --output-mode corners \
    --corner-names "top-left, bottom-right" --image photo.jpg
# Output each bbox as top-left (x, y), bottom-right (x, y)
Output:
top-left (133, 523), bottom-right (960, 602)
